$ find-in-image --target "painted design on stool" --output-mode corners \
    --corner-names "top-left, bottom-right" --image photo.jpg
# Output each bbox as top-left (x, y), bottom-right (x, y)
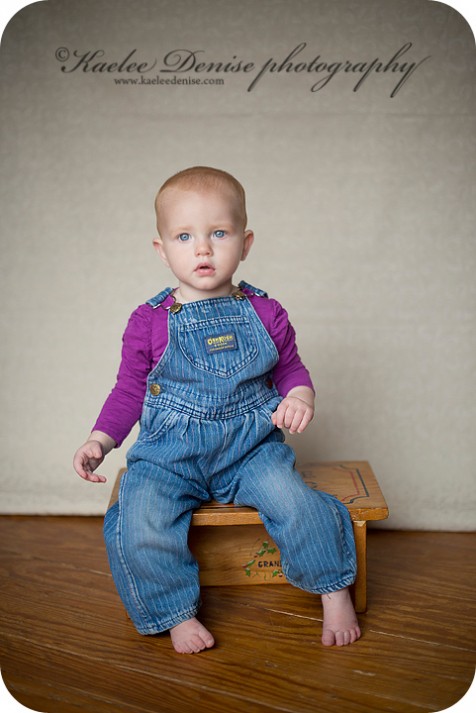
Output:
top-left (243, 540), bottom-right (283, 581)
top-left (302, 464), bottom-right (370, 504)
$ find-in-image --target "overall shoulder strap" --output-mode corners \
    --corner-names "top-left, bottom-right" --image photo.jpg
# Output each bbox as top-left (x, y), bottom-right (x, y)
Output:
top-left (146, 287), bottom-right (174, 309)
top-left (238, 280), bottom-right (269, 298)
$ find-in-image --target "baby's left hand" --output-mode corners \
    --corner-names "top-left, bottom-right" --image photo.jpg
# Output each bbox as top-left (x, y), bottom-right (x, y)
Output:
top-left (271, 395), bottom-right (315, 434)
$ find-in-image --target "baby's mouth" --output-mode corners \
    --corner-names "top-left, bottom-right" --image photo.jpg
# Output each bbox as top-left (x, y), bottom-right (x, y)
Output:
top-left (195, 264), bottom-right (215, 276)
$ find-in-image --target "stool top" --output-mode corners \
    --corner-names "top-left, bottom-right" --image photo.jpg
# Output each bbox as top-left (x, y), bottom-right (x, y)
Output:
top-left (192, 461), bottom-right (388, 525)
top-left (110, 461), bottom-right (389, 526)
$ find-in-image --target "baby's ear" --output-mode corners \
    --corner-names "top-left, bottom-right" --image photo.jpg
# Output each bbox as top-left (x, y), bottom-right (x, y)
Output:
top-left (241, 230), bottom-right (254, 261)
top-left (152, 238), bottom-right (169, 267)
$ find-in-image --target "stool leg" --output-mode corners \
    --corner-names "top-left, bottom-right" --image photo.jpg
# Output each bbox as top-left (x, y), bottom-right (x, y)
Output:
top-left (352, 520), bottom-right (367, 613)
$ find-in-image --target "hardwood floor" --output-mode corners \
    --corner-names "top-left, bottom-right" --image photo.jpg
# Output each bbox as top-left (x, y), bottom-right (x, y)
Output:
top-left (0, 517), bottom-right (475, 713)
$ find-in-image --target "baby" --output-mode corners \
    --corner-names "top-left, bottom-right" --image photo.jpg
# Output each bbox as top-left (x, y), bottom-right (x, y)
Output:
top-left (73, 166), bottom-right (361, 653)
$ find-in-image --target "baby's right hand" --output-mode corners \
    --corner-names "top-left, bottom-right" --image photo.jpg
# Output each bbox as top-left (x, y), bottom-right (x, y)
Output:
top-left (73, 440), bottom-right (107, 483)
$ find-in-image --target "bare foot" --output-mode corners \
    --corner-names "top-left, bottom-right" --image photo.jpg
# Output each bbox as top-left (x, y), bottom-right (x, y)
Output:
top-left (321, 587), bottom-right (361, 646)
top-left (169, 617), bottom-right (215, 654)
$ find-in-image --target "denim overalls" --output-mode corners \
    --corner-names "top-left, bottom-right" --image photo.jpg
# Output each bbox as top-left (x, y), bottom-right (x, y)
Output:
top-left (104, 283), bottom-right (356, 635)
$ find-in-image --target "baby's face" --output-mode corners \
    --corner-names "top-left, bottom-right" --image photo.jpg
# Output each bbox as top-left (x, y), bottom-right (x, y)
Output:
top-left (154, 187), bottom-right (253, 301)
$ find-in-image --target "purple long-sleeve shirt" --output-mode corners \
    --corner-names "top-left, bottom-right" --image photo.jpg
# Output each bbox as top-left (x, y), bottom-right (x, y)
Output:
top-left (93, 288), bottom-right (314, 446)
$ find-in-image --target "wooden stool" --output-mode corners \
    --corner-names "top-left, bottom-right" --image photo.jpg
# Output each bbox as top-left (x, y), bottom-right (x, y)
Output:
top-left (108, 461), bottom-right (388, 613)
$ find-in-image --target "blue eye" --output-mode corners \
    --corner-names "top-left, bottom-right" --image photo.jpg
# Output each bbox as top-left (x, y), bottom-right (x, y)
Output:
top-left (213, 230), bottom-right (226, 238)
top-left (178, 233), bottom-right (191, 242)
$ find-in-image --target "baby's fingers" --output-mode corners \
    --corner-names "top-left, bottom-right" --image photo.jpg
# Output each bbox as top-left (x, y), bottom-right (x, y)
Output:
top-left (83, 471), bottom-right (107, 483)
top-left (271, 402), bottom-right (287, 429)
top-left (76, 463), bottom-right (107, 483)
top-left (272, 402), bottom-right (297, 431)
top-left (271, 401), bottom-right (313, 434)
top-left (73, 442), bottom-right (106, 482)
top-left (290, 409), bottom-right (313, 434)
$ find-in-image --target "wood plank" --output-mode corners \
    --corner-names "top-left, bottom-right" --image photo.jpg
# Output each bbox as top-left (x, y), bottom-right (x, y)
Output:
top-left (352, 520), bottom-right (367, 612)
top-left (3, 639), bottom-right (282, 713)
top-left (2, 571), bottom-right (471, 713)
top-left (2, 560), bottom-right (472, 713)
top-left (1, 517), bottom-right (474, 713)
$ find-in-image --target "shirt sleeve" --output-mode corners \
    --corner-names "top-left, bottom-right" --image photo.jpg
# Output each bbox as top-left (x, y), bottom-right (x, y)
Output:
top-left (93, 304), bottom-right (154, 447)
top-left (252, 296), bottom-right (315, 397)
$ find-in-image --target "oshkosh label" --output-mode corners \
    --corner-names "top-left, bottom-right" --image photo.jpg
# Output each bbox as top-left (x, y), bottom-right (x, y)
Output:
top-left (205, 332), bottom-right (237, 354)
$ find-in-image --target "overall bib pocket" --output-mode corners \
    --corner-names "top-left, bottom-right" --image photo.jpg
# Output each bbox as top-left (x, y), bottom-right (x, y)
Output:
top-left (178, 316), bottom-right (259, 378)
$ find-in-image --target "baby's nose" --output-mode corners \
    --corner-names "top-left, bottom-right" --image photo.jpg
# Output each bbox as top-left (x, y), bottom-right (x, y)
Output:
top-left (195, 237), bottom-right (212, 255)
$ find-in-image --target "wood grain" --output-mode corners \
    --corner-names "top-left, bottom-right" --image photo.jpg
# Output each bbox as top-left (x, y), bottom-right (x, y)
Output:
top-left (1, 517), bottom-right (474, 713)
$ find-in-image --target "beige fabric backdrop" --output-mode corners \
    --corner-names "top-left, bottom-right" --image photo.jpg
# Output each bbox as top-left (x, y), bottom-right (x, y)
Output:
top-left (0, 0), bottom-right (475, 528)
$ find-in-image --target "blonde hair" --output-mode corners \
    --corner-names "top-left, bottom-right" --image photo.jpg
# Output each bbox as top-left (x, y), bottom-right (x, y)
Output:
top-left (155, 166), bottom-right (247, 231)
